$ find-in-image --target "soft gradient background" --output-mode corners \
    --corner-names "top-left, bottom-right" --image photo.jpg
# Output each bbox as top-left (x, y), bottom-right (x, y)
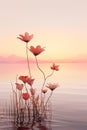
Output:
top-left (0, 1), bottom-right (87, 129)
top-left (0, 0), bottom-right (87, 62)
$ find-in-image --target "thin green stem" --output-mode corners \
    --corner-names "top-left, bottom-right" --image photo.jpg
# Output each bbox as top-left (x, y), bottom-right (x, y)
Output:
top-left (26, 43), bottom-right (31, 77)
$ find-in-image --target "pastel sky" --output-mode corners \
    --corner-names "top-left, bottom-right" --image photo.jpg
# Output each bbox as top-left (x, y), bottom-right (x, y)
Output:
top-left (0, 0), bottom-right (87, 62)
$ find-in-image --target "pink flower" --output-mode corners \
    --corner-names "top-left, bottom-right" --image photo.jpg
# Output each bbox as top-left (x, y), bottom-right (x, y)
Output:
top-left (15, 83), bottom-right (24, 91)
top-left (51, 63), bottom-right (59, 71)
top-left (42, 89), bottom-right (48, 94)
top-left (46, 83), bottom-right (58, 91)
top-left (19, 76), bottom-right (34, 85)
top-left (19, 76), bottom-right (35, 86)
top-left (26, 77), bottom-right (35, 86)
top-left (19, 76), bottom-right (29, 83)
top-left (29, 45), bottom-right (45, 56)
top-left (17, 32), bottom-right (33, 43)
top-left (22, 93), bottom-right (30, 100)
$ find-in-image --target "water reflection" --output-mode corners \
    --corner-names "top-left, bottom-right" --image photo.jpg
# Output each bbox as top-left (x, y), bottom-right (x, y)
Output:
top-left (37, 123), bottom-right (50, 130)
top-left (17, 127), bottom-right (29, 130)
top-left (17, 122), bottom-right (52, 130)
top-left (0, 63), bottom-right (87, 130)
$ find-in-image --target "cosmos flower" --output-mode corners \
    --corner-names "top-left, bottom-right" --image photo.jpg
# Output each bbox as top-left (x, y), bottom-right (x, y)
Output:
top-left (46, 83), bottom-right (59, 91)
top-left (15, 83), bottom-right (24, 91)
top-left (19, 76), bottom-right (34, 86)
top-left (19, 76), bottom-right (29, 83)
top-left (29, 45), bottom-right (45, 56)
top-left (51, 63), bottom-right (59, 71)
top-left (42, 89), bottom-right (48, 94)
top-left (17, 32), bottom-right (33, 43)
top-left (22, 93), bottom-right (30, 100)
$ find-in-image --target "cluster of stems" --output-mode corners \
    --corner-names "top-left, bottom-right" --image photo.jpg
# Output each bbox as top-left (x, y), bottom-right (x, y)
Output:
top-left (11, 34), bottom-right (59, 127)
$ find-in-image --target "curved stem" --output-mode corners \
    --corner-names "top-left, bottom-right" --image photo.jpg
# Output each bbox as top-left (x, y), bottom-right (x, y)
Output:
top-left (26, 43), bottom-right (31, 77)
top-left (35, 56), bottom-right (46, 114)
top-left (45, 70), bottom-right (54, 80)
top-left (35, 56), bottom-right (46, 89)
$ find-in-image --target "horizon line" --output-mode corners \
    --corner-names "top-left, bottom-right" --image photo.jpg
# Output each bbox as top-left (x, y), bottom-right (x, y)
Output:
top-left (0, 55), bottom-right (87, 63)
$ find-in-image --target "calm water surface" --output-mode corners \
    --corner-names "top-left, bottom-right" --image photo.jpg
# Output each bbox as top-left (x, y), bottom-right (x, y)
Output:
top-left (0, 63), bottom-right (87, 130)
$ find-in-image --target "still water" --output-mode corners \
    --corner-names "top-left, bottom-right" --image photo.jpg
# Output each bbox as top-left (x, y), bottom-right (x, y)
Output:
top-left (0, 63), bottom-right (87, 130)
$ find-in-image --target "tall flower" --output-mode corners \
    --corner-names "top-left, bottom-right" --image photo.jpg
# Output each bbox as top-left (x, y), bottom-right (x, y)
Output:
top-left (22, 93), bottom-right (30, 100)
top-left (15, 83), bottom-right (24, 91)
top-left (51, 63), bottom-right (59, 71)
top-left (17, 32), bottom-right (34, 43)
top-left (46, 83), bottom-right (58, 91)
top-left (17, 32), bottom-right (33, 77)
top-left (29, 45), bottom-right (45, 56)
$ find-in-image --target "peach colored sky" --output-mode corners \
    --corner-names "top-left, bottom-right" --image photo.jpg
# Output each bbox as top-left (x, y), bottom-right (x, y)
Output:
top-left (0, 0), bottom-right (87, 62)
